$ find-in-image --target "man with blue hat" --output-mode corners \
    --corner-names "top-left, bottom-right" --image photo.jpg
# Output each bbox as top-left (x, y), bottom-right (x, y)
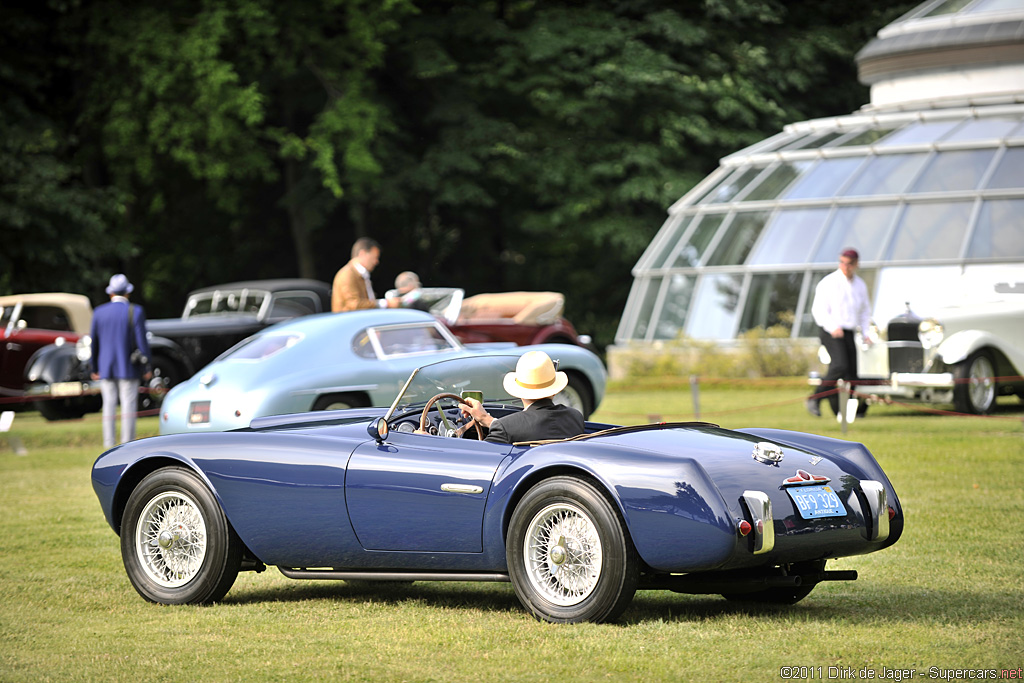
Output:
top-left (89, 274), bottom-right (152, 448)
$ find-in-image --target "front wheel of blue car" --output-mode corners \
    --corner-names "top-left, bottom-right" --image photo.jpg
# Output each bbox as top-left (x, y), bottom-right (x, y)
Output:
top-left (121, 467), bottom-right (243, 605)
top-left (507, 476), bottom-right (639, 624)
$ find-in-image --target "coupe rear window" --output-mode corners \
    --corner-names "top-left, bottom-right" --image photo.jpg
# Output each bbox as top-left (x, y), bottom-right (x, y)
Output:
top-left (185, 289), bottom-right (268, 317)
top-left (229, 333), bottom-right (302, 360)
top-left (352, 323), bottom-right (460, 359)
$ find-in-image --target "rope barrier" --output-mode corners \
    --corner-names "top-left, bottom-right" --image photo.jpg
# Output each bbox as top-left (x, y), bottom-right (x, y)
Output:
top-left (598, 376), bottom-right (1024, 423)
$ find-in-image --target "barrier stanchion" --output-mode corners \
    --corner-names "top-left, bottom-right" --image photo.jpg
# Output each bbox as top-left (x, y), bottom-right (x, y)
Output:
top-left (838, 380), bottom-right (849, 435)
top-left (690, 375), bottom-right (701, 421)
top-left (0, 410), bottom-right (27, 455)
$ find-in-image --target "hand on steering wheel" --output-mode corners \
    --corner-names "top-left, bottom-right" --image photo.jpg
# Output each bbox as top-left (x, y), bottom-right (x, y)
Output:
top-left (419, 393), bottom-right (484, 439)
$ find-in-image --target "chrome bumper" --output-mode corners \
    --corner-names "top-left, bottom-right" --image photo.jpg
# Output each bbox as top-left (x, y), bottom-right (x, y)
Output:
top-left (24, 380), bottom-right (101, 398)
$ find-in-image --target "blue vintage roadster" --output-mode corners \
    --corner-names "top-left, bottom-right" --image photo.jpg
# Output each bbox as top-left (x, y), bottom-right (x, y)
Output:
top-left (93, 355), bottom-right (903, 623)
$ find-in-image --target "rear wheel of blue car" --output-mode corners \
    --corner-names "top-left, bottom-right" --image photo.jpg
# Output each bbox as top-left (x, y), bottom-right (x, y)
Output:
top-left (507, 476), bottom-right (638, 624)
top-left (121, 467), bottom-right (243, 605)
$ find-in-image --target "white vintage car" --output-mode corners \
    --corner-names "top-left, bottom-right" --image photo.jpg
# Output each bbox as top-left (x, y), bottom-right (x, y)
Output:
top-left (841, 284), bottom-right (1024, 414)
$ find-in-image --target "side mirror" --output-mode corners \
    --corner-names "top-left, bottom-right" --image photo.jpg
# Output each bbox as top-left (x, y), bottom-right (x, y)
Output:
top-left (367, 417), bottom-right (389, 443)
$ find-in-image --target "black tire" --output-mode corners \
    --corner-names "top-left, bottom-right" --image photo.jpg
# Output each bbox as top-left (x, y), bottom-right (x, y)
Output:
top-left (35, 397), bottom-right (88, 421)
top-left (120, 467), bottom-right (242, 605)
top-left (312, 393), bottom-right (368, 412)
top-left (554, 372), bottom-right (593, 419)
top-left (721, 561), bottom-right (823, 605)
top-left (953, 350), bottom-right (996, 415)
top-left (506, 476), bottom-right (638, 624)
top-left (140, 355), bottom-right (183, 412)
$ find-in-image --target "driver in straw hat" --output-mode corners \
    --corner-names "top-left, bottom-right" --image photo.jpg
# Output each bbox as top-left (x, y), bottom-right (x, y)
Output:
top-left (460, 351), bottom-right (585, 444)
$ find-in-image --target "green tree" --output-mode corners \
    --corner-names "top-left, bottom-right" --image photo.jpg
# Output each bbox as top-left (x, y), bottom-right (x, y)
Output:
top-left (72, 0), bottom-right (411, 300)
top-left (366, 0), bottom-right (917, 345)
top-left (0, 3), bottom-right (124, 297)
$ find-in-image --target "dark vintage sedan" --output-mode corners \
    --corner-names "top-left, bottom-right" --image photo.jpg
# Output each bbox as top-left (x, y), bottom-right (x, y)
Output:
top-left (25, 279), bottom-right (332, 419)
top-left (1, 293), bottom-right (93, 413)
top-left (93, 355), bottom-right (903, 624)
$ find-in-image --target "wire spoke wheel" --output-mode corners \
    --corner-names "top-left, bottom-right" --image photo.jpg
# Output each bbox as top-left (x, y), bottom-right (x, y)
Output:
top-left (135, 491), bottom-right (208, 588)
top-left (121, 467), bottom-right (242, 604)
top-left (524, 503), bottom-right (603, 606)
top-left (507, 476), bottom-right (638, 623)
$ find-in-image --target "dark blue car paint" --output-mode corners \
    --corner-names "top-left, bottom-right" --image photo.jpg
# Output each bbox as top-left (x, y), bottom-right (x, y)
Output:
top-left (93, 413), bottom-right (903, 579)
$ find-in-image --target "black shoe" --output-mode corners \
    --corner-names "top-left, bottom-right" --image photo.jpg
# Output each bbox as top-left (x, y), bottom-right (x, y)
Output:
top-left (806, 399), bottom-right (821, 417)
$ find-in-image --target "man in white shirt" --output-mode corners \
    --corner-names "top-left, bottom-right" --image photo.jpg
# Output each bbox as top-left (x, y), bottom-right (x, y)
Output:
top-left (807, 248), bottom-right (872, 417)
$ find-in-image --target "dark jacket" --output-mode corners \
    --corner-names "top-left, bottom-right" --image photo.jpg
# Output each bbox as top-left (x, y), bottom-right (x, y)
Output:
top-left (90, 298), bottom-right (151, 380)
top-left (485, 398), bottom-right (584, 444)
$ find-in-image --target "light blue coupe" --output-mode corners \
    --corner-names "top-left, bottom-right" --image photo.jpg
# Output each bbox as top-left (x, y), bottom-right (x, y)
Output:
top-left (158, 309), bottom-right (606, 434)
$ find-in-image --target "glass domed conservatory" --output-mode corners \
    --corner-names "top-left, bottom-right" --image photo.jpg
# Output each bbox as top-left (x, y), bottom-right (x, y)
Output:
top-left (615, 0), bottom-right (1024, 347)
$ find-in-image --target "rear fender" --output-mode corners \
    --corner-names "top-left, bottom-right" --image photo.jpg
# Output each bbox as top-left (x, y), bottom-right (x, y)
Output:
top-left (736, 428), bottom-right (904, 547)
top-left (490, 445), bottom-right (740, 573)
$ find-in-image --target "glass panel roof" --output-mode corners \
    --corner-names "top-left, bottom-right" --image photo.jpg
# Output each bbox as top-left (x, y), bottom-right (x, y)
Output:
top-left (841, 153), bottom-right (930, 196)
top-left (943, 117), bottom-right (1021, 142)
top-left (911, 148), bottom-right (996, 192)
top-left (642, 214), bottom-right (690, 269)
top-left (832, 126), bottom-right (901, 147)
top-left (619, 105), bottom-right (1024, 343)
top-left (669, 213), bottom-right (724, 268)
top-left (696, 166), bottom-right (765, 204)
top-left (742, 161), bottom-right (811, 201)
top-left (876, 120), bottom-right (962, 146)
top-left (630, 277), bottom-right (661, 340)
top-left (653, 274), bottom-right (695, 340)
top-left (813, 205), bottom-right (897, 263)
top-left (783, 157), bottom-right (864, 199)
top-left (747, 208), bottom-right (830, 265)
top-left (739, 272), bottom-right (803, 333)
top-left (986, 147), bottom-right (1024, 189)
top-left (922, 0), bottom-right (975, 17)
top-left (779, 130), bottom-right (847, 151)
top-left (706, 212), bottom-right (770, 266)
top-left (970, 200), bottom-right (1024, 258)
top-left (686, 273), bottom-right (744, 339)
top-left (887, 202), bottom-right (974, 260)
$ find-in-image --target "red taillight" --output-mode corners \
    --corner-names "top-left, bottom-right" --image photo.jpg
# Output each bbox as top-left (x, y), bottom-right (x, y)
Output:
top-left (738, 520), bottom-right (752, 536)
top-left (235, 410), bottom-right (242, 417)
top-left (888, 506), bottom-right (896, 520)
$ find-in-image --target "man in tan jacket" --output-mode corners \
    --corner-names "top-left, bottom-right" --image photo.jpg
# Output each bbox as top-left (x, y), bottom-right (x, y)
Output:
top-left (332, 237), bottom-right (400, 312)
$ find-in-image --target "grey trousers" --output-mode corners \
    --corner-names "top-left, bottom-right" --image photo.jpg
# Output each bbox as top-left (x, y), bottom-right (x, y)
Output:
top-left (100, 378), bottom-right (140, 448)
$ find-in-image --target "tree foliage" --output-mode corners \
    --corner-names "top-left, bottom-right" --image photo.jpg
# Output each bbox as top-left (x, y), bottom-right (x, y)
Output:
top-left (1, 0), bottom-right (918, 342)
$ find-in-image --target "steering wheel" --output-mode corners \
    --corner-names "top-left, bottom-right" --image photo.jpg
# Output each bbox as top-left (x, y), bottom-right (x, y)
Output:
top-left (419, 393), bottom-right (483, 439)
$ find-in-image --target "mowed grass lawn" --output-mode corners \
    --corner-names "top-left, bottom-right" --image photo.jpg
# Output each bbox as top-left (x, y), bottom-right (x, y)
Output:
top-left (1, 380), bottom-right (1022, 682)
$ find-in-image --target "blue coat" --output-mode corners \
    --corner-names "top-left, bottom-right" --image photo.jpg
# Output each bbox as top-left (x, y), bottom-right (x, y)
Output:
top-left (90, 298), bottom-right (151, 380)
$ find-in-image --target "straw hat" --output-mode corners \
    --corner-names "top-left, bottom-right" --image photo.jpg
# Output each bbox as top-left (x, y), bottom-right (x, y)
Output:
top-left (503, 351), bottom-right (568, 400)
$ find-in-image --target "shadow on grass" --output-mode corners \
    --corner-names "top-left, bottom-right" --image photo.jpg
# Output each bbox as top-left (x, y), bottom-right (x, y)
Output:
top-left (226, 578), bottom-right (522, 614)
top-left (221, 577), bottom-right (1017, 625)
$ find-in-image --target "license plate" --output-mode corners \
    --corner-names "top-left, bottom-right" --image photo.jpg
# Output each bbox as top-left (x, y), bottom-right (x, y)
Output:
top-left (786, 485), bottom-right (847, 519)
top-left (188, 401), bottom-right (211, 425)
top-left (50, 381), bottom-right (82, 397)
